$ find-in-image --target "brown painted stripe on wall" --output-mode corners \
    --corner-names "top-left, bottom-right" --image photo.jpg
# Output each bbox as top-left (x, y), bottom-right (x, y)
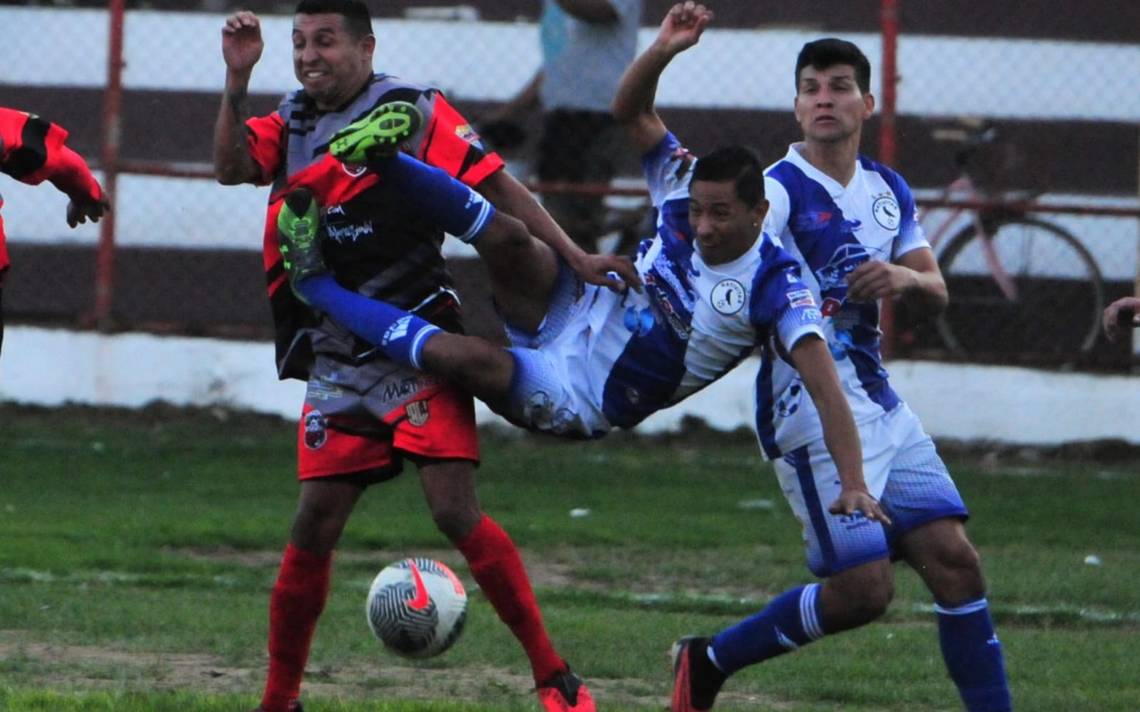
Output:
top-left (4, 86), bottom-right (1136, 195)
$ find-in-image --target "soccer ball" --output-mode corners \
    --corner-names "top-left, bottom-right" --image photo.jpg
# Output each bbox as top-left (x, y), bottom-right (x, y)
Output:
top-left (365, 557), bottom-right (468, 659)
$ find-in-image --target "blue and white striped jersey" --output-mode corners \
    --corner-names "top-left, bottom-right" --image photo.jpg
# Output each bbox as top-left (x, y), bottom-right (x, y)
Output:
top-left (591, 132), bottom-right (824, 429)
top-left (757, 143), bottom-right (929, 457)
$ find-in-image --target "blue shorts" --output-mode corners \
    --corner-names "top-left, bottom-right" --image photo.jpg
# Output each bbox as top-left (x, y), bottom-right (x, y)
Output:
top-left (773, 403), bottom-right (969, 578)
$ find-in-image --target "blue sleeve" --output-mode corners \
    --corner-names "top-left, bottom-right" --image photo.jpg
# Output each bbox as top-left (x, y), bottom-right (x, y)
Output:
top-left (641, 131), bottom-right (695, 209)
top-left (749, 238), bottom-right (824, 348)
top-left (377, 152), bottom-right (495, 243)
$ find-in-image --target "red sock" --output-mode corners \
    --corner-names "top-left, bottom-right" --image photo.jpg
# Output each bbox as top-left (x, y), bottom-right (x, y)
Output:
top-left (260, 543), bottom-right (332, 711)
top-left (457, 515), bottom-right (565, 685)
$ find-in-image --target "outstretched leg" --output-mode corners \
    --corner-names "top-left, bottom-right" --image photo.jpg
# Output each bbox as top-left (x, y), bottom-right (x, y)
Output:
top-left (671, 558), bottom-right (893, 712)
top-left (328, 100), bottom-right (562, 332)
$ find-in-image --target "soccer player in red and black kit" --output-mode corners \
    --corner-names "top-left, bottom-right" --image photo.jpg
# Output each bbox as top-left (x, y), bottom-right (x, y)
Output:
top-left (214, 2), bottom-right (636, 711)
top-left (0, 108), bottom-right (109, 357)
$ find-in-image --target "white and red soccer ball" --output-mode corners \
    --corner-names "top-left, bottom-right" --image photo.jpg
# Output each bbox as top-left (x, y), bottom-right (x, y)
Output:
top-left (365, 557), bottom-right (468, 658)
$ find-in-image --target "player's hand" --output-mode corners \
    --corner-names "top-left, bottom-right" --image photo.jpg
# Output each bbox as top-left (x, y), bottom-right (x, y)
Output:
top-left (1103, 296), bottom-right (1140, 343)
top-left (569, 252), bottom-right (643, 294)
top-left (221, 11), bottom-right (264, 73)
top-left (66, 190), bottom-right (111, 228)
top-left (656, 2), bottom-right (713, 55)
top-left (845, 260), bottom-right (913, 302)
top-left (829, 487), bottom-right (892, 526)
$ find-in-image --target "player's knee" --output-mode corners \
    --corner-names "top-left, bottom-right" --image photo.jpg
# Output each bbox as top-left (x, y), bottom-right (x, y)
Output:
top-left (429, 500), bottom-right (481, 542)
top-left (822, 565), bottom-right (894, 630)
top-left (935, 538), bottom-right (986, 599)
top-left (848, 581), bottom-right (893, 625)
top-left (290, 506), bottom-right (346, 553)
top-left (477, 211), bottom-right (536, 257)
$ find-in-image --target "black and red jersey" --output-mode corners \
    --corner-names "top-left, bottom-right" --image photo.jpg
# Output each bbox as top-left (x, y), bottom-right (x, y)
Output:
top-left (0, 107), bottom-right (103, 277)
top-left (246, 74), bottom-right (504, 380)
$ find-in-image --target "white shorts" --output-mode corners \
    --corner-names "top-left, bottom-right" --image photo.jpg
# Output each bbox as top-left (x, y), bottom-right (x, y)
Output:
top-left (773, 403), bottom-right (968, 577)
top-left (496, 264), bottom-right (614, 438)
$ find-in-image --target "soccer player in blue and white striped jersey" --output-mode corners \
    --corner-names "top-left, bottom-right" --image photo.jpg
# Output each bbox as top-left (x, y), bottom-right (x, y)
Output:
top-left (654, 5), bottom-right (1012, 712)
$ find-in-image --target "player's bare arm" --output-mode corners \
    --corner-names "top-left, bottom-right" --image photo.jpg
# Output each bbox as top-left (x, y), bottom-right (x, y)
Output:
top-left (791, 334), bottom-right (891, 525)
top-left (1103, 296), bottom-right (1140, 343)
top-left (214, 11), bottom-right (264, 185)
top-left (476, 169), bottom-right (641, 293)
top-left (612, 2), bottom-right (713, 155)
top-left (845, 247), bottom-right (948, 316)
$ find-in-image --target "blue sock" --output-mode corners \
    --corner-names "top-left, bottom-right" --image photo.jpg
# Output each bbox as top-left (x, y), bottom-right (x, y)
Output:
top-left (936, 597), bottom-right (1011, 712)
top-left (297, 274), bottom-right (441, 370)
top-left (373, 153), bottom-right (495, 243)
top-left (709, 583), bottom-right (825, 675)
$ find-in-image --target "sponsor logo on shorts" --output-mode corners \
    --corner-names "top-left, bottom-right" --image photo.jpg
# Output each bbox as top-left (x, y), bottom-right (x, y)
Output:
top-left (382, 375), bottom-right (432, 404)
top-left (710, 279), bottom-right (746, 315)
top-left (405, 399), bottom-right (430, 426)
top-left (304, 410), bottom-right (327, 450)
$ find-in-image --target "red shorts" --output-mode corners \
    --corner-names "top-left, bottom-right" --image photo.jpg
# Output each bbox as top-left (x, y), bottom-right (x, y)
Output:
top-left (296, 383), bottom-right (479, 481)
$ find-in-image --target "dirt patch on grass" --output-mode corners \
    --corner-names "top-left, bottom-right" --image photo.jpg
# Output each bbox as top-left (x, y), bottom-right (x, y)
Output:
top-left (0, 636), bottom-right (789, 709)
top-left (166, 545), bottom-right (777, 601)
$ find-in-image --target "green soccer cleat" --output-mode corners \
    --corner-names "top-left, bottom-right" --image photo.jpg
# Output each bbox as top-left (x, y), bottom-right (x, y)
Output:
top-left (276, 187), bottom-right (327, 304)
top-left (329, 100), bottom-right (423, 164)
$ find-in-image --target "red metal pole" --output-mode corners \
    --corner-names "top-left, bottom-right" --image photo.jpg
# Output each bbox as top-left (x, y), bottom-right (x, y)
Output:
top-left (878, 0), bottom-right (900, 359)
top-left (879, 0), bottom-right (899, 168)
top-left (93, 0), bottom-right (125, 330)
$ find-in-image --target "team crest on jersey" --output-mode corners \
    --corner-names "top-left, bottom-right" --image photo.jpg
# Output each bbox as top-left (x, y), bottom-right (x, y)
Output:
top-left (710, 279), bottom-right (746, 315)
top-left (405, 399), bottom-right (431, 427)
top-left (872, 194), bottom-right (901, 230)
top-left (304, 410), bottom-right (327, 449)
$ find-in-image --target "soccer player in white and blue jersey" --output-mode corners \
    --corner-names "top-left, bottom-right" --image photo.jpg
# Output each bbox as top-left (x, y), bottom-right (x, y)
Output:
top-left (655, 6), bottom-right (1012, 712)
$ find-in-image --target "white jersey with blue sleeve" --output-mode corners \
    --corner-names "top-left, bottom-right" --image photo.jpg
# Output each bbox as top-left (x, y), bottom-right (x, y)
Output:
top-left (504, 132), bottom-right (825, 437)
top-left (757, 142), bottom-right (929, 456)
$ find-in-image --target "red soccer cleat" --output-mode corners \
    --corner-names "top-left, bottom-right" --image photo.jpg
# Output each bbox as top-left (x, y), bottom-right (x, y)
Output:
top-left (537, 668), bottom-right (596, 712)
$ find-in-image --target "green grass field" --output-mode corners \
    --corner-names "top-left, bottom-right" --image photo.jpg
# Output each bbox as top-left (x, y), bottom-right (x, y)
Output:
top-left (1, 403), bottom-right (1138, 711)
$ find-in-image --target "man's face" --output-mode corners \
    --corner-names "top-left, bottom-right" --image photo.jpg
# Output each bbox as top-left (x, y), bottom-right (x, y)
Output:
top-left (292, 13), bottom-right (375, 110)
top-left (688, 179), bottom-right (767, 265)
top-left (793, 64), bottom-right (874, 144)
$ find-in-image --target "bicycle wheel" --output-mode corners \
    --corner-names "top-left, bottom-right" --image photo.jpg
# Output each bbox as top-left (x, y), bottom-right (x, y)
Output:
top-left (934, 216), bottom-right (1105, 362)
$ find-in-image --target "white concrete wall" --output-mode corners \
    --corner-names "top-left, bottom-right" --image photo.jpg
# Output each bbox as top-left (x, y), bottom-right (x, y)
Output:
top-left (3, 326), bottom-right (1138, 445)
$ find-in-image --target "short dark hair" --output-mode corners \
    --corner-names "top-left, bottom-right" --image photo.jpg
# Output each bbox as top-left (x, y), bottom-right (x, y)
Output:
top-left (295, 0), bottom-right (373, 38)
top-left (692, 146), bottom-right (765, 208)
top-left (795, 38), bottom-right (871, 94)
